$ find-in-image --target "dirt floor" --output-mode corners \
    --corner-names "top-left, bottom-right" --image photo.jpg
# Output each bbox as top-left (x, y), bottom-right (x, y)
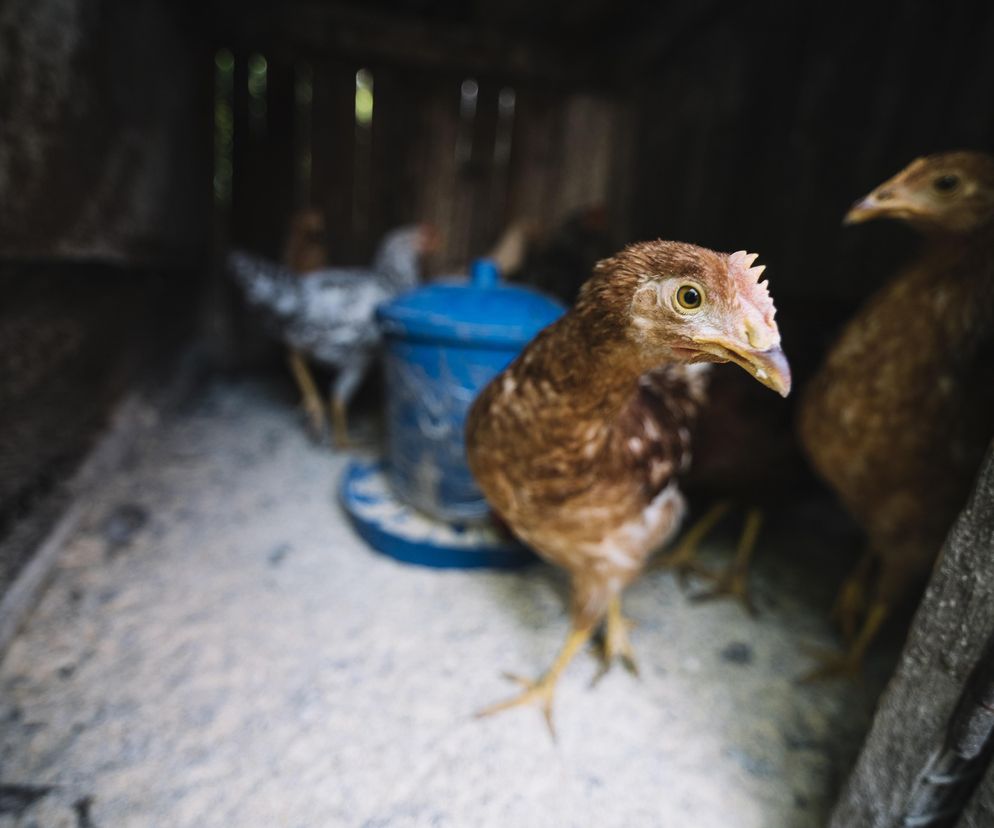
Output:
top-left (0, 377), bottom-right (897, 827)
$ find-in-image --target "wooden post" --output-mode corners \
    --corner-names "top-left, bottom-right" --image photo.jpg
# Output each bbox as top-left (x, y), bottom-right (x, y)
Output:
top-left (310, 60), bottom-right (356, 264)
top-left (829, 442), bottom-right (994, 827)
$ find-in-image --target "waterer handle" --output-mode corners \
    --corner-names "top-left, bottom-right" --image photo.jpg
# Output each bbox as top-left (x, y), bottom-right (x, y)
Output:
top-left (470, 258), bottom-right (500, 288)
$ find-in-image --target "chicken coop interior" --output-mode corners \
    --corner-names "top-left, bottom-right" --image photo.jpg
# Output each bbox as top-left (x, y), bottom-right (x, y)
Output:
top-left (4, 0), bottom-right (994, 826)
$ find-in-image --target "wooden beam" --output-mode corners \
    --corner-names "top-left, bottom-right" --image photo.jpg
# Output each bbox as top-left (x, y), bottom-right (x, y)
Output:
top-left (829, 442), bottom-right (994, 826)
top-left (213, 1), bottom-right (613, 87)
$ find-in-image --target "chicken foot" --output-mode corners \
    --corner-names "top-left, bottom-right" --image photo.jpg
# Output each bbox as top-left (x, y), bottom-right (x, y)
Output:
top-left (288, 350), bottom-right (327, 439)
top-left (477, 624), bottom-right (594, 739)
top-left (654, 500), bottom-right (732, 583)
top-left (592, 597), bottom-right (640, 683)
top-left (800, 602), bottom-right (888, 682)
top-left (831, 550), bottom-right (875, 643)
top-left (690, 508), bottom-right (763, 616)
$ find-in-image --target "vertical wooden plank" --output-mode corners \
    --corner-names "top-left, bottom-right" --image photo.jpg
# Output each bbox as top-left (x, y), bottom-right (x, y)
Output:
top-left (464, 78), bottom-right (500, 260)
top-left (550, 94), bottom-right (616, 223)
top-left (229, 49), bottom-right (290, 259)
top-left (229, 51), bottom-right (252, 248)
top-left (488, 82), bottom-right (517, 239)
top-left (227, 49), bottom-right (277, 364)
top-left (503, 85), bottom-right (564, 236)
top-left (264, 55), bottom-right (297, 257)
top-left (446, 74), bottom-right (480, 271)
top-left (605, 96), bottom-right (637, 243)
top-left (310, 60), bottom-right (356, 264)
top-left (414, 74), bottom-right (461, 274)
top-left (367, 65), bottom-right (423, 251)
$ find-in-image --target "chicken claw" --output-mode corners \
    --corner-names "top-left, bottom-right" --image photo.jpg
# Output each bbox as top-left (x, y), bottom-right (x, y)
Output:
top-left (799, 602), bottom-right (888, 683)
top-left (478, 672), bottom-right (561, 738)
top-left (477, 626), bottom-right (593, 738)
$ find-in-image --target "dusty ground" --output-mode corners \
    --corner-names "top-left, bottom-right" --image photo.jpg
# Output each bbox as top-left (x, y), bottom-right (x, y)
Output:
top-left (0, 378), bottom-right (893, 827)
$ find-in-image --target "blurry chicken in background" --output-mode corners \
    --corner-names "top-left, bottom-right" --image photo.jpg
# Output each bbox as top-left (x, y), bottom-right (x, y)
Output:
top-left (467, 241), bottom-right (790, 731)
top-left (503, 205), bottom-right (617, 305)
top-left (799, 151), bottom-right (994, 677)
top-left (228, 222), bottom-right (437, 447)
top-left (283, 208), bottom-right (329, 274)
top-left (485, 219), bottom-right (535, 279)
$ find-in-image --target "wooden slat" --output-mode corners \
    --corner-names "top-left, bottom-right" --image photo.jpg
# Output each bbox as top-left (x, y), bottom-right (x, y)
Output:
top-left (549, 93), bottom-right (617, 223)
top-left (228, 51), bottom-right (253, 248)
top-left (445, 76), bottom-right (482, 272)
top-left (310, 60), bottom-right (357, 264)
top-left (367, 66), bottom-right (428, 258)
top-left (503, 85), bottom-right (564, 235)
top-left (413, 75), bottom-right (462, 274)
top-left (229, 51), bottom-right (297, 259)
top-left (459, 78), bottom-right (500, 262)
top-left (264, 56), bottom-right (297, 257)
top-left (604, 95), bottom-right (637, 242)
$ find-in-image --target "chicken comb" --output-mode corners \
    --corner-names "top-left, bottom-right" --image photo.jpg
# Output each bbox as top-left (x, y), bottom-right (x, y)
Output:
top-left (727, 250), bottom-right (777, 323)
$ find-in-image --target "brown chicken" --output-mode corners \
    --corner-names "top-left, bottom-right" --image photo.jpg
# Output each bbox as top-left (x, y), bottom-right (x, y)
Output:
top-left (466, 240), bottom-right (790, 730)
top-left (799, 152), bottom-right (994, 677)
top-left (284, 208), bottom-right (329, 275)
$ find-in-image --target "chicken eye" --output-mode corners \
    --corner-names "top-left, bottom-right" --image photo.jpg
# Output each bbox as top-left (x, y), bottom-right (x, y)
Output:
top-left (933, 174), bottom-right (960, 194)
top-left (676, 285), bottom-right (702, 310)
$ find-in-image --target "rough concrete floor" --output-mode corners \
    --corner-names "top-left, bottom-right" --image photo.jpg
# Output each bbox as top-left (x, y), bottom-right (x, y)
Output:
top-left (0, 378), bottom-right (894, 827)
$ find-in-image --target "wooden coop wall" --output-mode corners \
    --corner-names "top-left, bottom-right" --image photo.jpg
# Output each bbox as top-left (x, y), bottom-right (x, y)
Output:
top-left (219, 50), bottom-right (635, 274)
top-left (0, 0), bottom-right (211, 601)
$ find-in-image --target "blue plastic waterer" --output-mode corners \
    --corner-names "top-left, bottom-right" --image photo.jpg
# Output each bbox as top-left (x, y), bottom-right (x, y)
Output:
top-left (340, 258), bottom-right (565, 568)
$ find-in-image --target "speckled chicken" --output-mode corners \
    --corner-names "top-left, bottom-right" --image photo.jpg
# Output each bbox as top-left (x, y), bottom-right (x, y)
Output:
top-left (467, 240), bottom-right (790, 729)
top-left (228, 224), bottom-right (434, 445)
top-left (799, 152), bottom-right (994, 677)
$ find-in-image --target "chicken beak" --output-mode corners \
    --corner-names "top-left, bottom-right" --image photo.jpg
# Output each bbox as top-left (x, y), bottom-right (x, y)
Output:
top-left (843, 185), bottom-right (917, 225)
top-left (739, 345), bottom-right (792, 397)
top-left (843, 193), bottom-right (884, 225)
top-left (693, 338), bottom-right (792, 397)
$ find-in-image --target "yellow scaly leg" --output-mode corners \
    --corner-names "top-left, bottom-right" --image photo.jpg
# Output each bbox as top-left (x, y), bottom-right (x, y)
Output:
top-left (654, 500), bottom-right (732, 584)
top-left (288, 350), bottom-right (326, 439)
top-left (691, 508), bottom-right (764, 616)
top-left (477, 624), bottom-right (594, 738)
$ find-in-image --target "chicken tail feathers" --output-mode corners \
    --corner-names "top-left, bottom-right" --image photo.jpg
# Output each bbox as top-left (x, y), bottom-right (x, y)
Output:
top-left (226, 250), bottom-right (302, 320)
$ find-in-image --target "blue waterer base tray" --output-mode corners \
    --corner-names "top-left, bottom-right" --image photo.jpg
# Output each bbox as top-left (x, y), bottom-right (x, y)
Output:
top-left (340, 459), bottom-right (534, 569)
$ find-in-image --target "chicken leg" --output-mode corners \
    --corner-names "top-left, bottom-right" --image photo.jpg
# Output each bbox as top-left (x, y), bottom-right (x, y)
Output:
top-left (831, 550), bottom-right (875, 643)
top-left (802, 549), bottom-right (908, 681)
top-left (477, 624), bottom-right (594, 738)
top-left (330, 355), bottom-right (372, 449)
top-left (801, 602), bottom-right (888, 682)
top-left (330, 398), bottom-right (350, 449)
top-left (593, 596), bottom-right (640, 683)
top-left (690, 508), bottom-right (763, 616)
top-left (288, 350), bottom-right (326, 438)
top-left (654, 500), bottom-right (732, 581)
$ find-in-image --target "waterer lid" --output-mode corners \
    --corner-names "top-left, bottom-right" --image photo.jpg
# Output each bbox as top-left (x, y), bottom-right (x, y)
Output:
top-left (376, 258), bottom-right (566, 347)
